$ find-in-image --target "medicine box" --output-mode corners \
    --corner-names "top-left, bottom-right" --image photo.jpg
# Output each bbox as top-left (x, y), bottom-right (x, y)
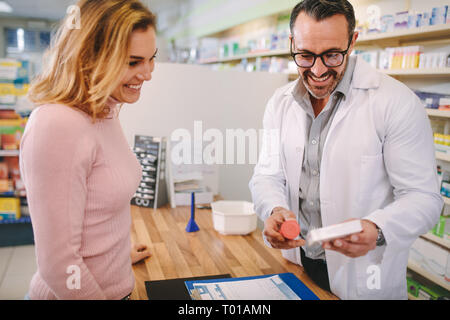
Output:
top-left (417, 283), bottom-right (449, 300)
top-left (0, 59), bottom-right (31, 83)
top-left (0, 118), bottom-right (26, 150)
top-left (432, 216), bottom-right (449, 239)
top-left (407, 276), bottom-right (421, 297)
top-left (0, 83), bottom-right (30, 105)
top-left (0, 197), bottom-right (20, 220)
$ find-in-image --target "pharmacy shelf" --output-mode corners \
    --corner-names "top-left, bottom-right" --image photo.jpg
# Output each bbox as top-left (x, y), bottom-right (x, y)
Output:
top-left (357, 23), bottom-right (450, 46)
top-left (0, 150), bottom-right (20, 157)
top-left (427, 109), bottom-right (450, 118)
top-left (198, 48), bottom-right (290, 64)
top-left (199, 24), bottom-right (450, 65)
top-left (421, 232), bottom-right (450, 250)
top-left (382, 68), bottom-right (450, 78)
top-left (436, 152), bottom-right (450, 162)
top-left (407, 259), bottom-right (450, 291)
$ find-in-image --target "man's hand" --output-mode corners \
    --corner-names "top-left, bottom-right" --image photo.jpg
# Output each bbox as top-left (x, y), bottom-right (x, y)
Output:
top-left (263, 207), bottom-right (305, 249)
top-left (321, 219), bottom-right (378, 258)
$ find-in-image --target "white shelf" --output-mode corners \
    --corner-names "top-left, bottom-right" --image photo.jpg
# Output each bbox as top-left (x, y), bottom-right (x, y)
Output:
top-left (436, 152), bottom-right (450, 162)
top-left (427, 109), bottom-right (450, 118)
top-left (199, 24), bottom-right (450, 64)
top-left (198, 48), bottom-right (290, 64)
top-left (421, 232), bottom-right (450, 250)
top-left (357, 23), bottom-right (450, 45)
top-left (407, 259), bottom-right (450, 291)
top-left (382, 68), bottom-right (450, 77)
top-left (0, 150), bottom-right (19, 157)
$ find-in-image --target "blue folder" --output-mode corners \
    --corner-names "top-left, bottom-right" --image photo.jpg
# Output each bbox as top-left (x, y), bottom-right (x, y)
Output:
top-left (185, 272), bottom-right (319, 300)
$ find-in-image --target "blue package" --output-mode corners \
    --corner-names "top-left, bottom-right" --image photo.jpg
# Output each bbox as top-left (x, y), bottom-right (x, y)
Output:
top-left (431, 6), bottom-right (447, 25)
top-left (408, 13), bottom-right (418, 28)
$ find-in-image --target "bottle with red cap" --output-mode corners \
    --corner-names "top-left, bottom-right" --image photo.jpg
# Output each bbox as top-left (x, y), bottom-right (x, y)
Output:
top-left (280, 219), bottom-right (300, 240)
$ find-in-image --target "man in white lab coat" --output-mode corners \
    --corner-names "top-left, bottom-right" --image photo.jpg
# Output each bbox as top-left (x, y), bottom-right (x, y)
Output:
top-left (249, 0), bottom-right (443, 299)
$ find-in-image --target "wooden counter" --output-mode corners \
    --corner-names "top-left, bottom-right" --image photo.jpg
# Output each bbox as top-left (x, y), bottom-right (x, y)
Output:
top-left (129, 204), bottom-right (338, 300)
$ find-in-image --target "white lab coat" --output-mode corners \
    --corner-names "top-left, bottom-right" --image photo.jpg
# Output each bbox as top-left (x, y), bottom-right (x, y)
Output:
top-left (249, 56), bottom-right (443, 300)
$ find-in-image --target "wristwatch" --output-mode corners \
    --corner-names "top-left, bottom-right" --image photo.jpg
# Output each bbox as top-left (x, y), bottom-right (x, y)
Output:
top-left (375, 225), bottom-right (386, 246)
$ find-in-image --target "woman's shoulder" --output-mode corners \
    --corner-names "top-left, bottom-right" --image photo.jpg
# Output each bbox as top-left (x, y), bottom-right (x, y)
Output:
top-left (29, 103), bottom-right (93, 131)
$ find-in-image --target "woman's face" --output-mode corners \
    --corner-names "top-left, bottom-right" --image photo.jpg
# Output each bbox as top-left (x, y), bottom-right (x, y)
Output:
top-left (111, 27), bottom-right (157, 104)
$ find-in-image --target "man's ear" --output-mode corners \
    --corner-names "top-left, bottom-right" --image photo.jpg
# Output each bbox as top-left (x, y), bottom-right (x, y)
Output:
top-left (348, 31), bottom-right (359, 55)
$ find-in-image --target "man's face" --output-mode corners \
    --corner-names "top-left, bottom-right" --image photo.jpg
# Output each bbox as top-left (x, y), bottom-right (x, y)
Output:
top-left (291, 12), bottom-right (356, 100)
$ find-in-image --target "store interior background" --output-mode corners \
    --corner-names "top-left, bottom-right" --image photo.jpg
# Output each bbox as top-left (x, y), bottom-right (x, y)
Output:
top-left (0, 0), bottom-right (449, 299)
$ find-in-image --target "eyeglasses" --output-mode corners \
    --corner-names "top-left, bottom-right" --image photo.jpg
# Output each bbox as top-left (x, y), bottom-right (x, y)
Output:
top-left (290, 39), bottom-right (351, 68)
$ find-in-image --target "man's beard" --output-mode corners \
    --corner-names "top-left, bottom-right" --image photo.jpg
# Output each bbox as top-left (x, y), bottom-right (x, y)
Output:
top-left (301, 61), bottom-right (346, 100)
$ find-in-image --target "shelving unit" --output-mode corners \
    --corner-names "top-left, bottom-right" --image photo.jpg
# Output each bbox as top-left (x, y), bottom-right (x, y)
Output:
top-left (421, 232), bottom-right (450, 250)
top-left (198, 48), bottom-right (290, 64)
top-left (0, 115), bottom-right (31, 246)
top-left (356, 23), bottom-right (450, 46)
top-left (382, 68), bottom-right (450, 78)
top-left (407, 259), bottom-right (450, 292)
top-left (427, 109), bottom-right (450, 118)
top-left (436, 152), bottom-right (450, 162)
top-left (198, 23), bottom-right (450, 69)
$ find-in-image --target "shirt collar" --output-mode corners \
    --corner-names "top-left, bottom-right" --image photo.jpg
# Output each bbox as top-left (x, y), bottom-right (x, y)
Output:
top-left (334, 55), bottom-right (356, 98)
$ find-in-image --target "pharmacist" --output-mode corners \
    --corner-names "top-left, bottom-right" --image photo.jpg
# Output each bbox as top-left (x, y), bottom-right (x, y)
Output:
top-left (249, 0), bottom-right (443, 300)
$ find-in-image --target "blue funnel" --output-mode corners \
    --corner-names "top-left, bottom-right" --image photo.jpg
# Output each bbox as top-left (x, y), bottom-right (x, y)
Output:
top-left (186, 192), bottom-right (200, 232)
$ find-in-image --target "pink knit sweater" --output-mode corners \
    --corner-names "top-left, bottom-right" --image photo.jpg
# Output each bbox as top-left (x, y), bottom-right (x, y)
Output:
top-left (19, 98), bottom-right (142, 299)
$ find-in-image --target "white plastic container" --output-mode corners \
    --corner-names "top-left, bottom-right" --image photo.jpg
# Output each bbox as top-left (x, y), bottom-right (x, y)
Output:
top-left (211, 201), bottom-right (257, 235)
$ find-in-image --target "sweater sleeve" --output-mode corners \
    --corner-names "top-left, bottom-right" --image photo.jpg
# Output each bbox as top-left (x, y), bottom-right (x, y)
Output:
top-left (20, 106), bottom-right (107, 299)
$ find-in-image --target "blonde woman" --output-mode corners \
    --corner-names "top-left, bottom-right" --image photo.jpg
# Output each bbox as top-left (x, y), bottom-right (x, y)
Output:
top-left (20, 0), bottom-right (156, 300)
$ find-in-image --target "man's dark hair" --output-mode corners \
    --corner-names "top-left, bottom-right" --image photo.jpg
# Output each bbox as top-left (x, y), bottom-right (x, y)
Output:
top-left (290, 0), bottom-right (356, 41)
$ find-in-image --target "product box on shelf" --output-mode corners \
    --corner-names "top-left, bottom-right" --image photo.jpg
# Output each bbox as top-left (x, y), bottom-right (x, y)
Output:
top-left (394, 11), bottom-right (409, 30)
top-left (416, 283), bottom-right (449, 300)
top-left (0, 197), bottom-right (20, 220)
top-left (380, 14), bottom-right (395, 33)
top-left (0, 83), bottom-right (30, 106)
top-left (415, 91), bottom-right (450, 110)
top-left (0, 118), bottom-right (26, 150)
top-left (0, 59), bottom-right (31, 83)
top-left (407, 276), bottom-right (421, 297)
top-left (432, 215), bottom-right (449, 239)
top-left (431, 6), bottom-right (448, 26)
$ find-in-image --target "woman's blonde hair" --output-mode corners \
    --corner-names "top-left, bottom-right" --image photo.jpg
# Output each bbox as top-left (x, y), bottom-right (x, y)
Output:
top-left (28, 0), bottom-right (156, 120)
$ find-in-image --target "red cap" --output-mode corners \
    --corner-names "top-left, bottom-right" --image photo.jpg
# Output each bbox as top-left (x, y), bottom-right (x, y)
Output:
top-left (280, 220), bottom-right (300, 240)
